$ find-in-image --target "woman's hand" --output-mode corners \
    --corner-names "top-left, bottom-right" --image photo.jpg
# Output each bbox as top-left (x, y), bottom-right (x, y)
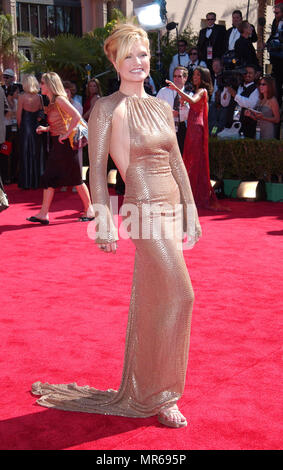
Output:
top-left (244, 110), bottom-right (262, 120)
top-left (244, 109), bottom-right (252, 118)
top-left (165, 80), bottom-right (178, 92)
top-left (254, 112), bottom-right (263, 120)
top-left (98, 242), bottom-right (117, 254)
top-left (36, 125), bottom-right (48, 134)
top-left (58, 133), bottom-right (69, 144)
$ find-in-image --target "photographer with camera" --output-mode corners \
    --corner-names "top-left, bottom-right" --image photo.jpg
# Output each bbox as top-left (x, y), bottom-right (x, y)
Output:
top-left (266, 3), bottom-right (283, 111)
top-left (220, 65), bottom-right (259, 138)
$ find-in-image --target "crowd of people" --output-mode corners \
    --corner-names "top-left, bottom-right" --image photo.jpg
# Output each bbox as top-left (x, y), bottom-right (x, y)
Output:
top-left (166, 7), bottom-right (282, 141)
top-left (0, 6), bottom-right (282, 211)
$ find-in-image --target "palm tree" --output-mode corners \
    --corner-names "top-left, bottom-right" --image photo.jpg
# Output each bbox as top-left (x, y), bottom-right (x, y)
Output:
top-left (22, 34), bottom-right (92, 81)
top-left (0, 13), bottom-right (29, 73)
top-left (20, 18), bottom-right (119, 91)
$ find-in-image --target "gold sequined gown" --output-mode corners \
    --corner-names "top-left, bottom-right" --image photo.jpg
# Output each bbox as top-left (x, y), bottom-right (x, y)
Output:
top-left (32, 91), bottom-right (201, 417)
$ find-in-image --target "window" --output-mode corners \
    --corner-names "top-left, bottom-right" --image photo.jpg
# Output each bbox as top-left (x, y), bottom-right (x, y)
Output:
top-left (30, 5), bottom-right (39, 37)
top-left (40, 5), bottom-right (48, 37)
top-left (56, 6), bottom-right (65, 34)
top-left (20, 3), bottom-right (30, 32)
top-left (16, 2), bottom-right (82, 38)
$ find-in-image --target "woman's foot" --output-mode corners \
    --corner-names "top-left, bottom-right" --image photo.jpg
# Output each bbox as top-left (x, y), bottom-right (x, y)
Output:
top-left (27, 215), bottom-right (49, 225)
top-left (158, 404), bottom-right (187, 428)
top-left (79, 205), bottom-right (95, 222)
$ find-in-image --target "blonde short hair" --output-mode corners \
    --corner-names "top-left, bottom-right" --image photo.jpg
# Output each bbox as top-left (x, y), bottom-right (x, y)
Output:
top-left (42, 72), bottom-right (67, 99)
top-left (104, 22), bottom-right (150, 67)
top-left (22, 74), bottom-right (40, 94)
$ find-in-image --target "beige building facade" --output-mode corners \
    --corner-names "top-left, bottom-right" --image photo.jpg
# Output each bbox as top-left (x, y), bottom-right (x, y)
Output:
top-left (81, 1), bottom-right (275, 38)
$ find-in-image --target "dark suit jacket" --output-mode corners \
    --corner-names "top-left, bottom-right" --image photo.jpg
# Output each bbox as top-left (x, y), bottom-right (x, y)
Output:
top-left (234, 36), bottom-right (259, 68)
top-left (225, 24), bottom-right (258, 52)
top-left (197, 24), bottom-right (227, 62)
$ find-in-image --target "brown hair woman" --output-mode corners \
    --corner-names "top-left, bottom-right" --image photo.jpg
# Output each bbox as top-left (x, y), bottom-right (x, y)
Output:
top-left (83, 78), bottom-right (102, 122)
top-left (167, 67), bottom-right (227, 210)
top-left (245, 75), bottom-right (280, 139)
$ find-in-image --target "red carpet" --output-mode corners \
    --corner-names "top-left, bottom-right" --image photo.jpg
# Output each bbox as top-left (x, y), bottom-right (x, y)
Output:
top-left (0, 185), bottom-right (282, 450)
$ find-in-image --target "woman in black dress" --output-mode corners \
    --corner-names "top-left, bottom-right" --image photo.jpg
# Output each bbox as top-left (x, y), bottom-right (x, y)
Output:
top-left (27, 72), bottom-right (94, 225)
top-left (17, 75), bottom-right (45, 189)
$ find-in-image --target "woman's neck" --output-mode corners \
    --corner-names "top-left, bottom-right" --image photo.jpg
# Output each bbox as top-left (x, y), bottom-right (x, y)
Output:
top-left (119, 80), bottom-right (147, 98)
top-left (262, 93), bottom-right (268, 102)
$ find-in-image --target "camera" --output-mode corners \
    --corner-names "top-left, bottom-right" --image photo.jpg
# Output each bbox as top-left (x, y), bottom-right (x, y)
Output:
top-left (267, 29), bottom-right (283, 59)
top-left (220, 52), bottom-right (247, 90)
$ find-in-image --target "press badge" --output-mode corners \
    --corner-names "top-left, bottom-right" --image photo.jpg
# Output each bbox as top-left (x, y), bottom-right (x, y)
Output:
top-left (207, 46), bottom-right (213, 60)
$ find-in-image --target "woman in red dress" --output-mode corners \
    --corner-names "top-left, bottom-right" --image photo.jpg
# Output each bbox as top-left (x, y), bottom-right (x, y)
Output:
top-left (83, 78), bottom-right (102, 122)
top-left (167, 67), bottom-right (222, 210)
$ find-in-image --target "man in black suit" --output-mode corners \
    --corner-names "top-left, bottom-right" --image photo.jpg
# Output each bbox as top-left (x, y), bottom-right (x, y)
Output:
top-left (225, 10), bottom-right (257, 53)
top-left (197, 12), bottom-right (226, 71)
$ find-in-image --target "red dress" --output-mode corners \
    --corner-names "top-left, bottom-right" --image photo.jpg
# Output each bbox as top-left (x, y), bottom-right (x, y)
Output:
top-left (183, 89), bottom-right (217, 209)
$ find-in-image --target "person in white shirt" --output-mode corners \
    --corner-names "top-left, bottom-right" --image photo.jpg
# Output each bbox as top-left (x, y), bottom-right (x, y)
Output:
top-left (169, 40), bottom-right (190, 81)
top-left (157, 66), bottom-right (190, 154)
top-left (186, 47), bottom-right (207, 86)
top-left (225, 10), bottom-right (257, 53)
top-left (221, 65), bottom-right (259, 138)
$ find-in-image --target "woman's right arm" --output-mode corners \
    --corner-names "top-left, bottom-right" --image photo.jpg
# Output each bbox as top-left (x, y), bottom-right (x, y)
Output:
top-left (165, 80), bottom-right (204, 104)
top-left (88, 98), bottom-right (118, 252)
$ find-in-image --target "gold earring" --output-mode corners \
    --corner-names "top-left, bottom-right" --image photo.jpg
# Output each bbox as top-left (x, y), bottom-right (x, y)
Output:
top-left (117, 71), bottom-right (120, 81)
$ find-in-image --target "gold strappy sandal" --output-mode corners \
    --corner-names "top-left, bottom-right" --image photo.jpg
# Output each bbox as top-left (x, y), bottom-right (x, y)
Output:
top-left (158, 404), bottom-right (188, 429)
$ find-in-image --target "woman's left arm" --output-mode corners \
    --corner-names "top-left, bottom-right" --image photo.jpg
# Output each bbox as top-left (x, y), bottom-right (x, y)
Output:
top-left (55, 96), bottom-right (81, 143)
top-left (260, 98), bottom-right (280, 124)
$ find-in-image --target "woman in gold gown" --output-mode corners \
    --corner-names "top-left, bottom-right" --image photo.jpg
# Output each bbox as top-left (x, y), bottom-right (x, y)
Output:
top-left (32, 24), bottom-right (201, 428)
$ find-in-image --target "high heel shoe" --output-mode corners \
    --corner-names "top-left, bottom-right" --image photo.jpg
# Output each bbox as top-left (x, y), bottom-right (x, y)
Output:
top-left (26, 216), bottom-right (49, 225)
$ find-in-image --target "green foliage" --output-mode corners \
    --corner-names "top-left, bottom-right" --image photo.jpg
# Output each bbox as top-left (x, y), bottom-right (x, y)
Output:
top-left (209, 138), bottom-right (283, 180)
top-left (0, 13), bottom-right (29, 69)
top-left (20, 19), bottom-right (119, 92)
top-left (0, 13), bottom-right (14, 57)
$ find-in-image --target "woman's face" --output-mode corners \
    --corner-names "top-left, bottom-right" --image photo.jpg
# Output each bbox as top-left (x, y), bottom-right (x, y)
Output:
top-left (259, 80), bottom-right (268, 95)
top-left (189, 49), bottom-right (198, 64)
top-left (88, 81), bottom-right (98, 95)
top-left (116, 39), bottom-right (150, 84)
top-left (192, 69), bottom-right (201, 87)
